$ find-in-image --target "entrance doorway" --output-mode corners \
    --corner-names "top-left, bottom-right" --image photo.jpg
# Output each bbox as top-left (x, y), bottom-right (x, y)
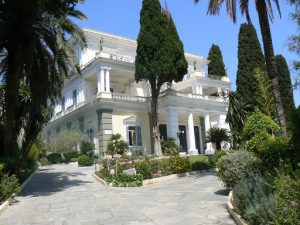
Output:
top-left (178, 125), bottom-right (187, 153)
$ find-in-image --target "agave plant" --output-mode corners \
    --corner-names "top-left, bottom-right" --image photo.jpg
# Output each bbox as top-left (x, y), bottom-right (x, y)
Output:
top-left (206, 127), bottom-right (230, 151)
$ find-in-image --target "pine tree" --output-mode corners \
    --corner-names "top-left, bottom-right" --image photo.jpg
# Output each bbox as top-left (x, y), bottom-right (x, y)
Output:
top-left (207, 44), bottom-right (226, 77)
top-left (254, 68), bottom-right (276, 118)
top-left (276, 55), bottom-right (295, 129)
top-left (236, 23), bottom-right (266, 109)
top-left (135, 0), bottom-right (187, 155)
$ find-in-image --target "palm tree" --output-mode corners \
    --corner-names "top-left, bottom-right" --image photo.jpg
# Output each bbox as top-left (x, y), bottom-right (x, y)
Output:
top-left (194, 0), bottom-right (288, 136)
top-left (0, 0), bottom-right (86, 156)
top-left (224, 91), bottom-right (252, 147)
top-left (206, 127), bottom-right (230, 151)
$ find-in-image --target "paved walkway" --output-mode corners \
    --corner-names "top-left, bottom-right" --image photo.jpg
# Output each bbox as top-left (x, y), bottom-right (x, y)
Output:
top-left (0, 164), bottom-right (234, 225)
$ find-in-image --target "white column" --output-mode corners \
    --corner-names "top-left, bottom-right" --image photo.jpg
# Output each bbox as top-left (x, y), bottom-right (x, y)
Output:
top-left (97, 67), bottom-right (105, 93)
top-left (205, 114), bottom-right (213, 154)
top-left (105, 68), bottom-right (111, 92)
top-left (198, 85), bottom-right (203, 95)
top-left (166, 107), bottom-right (179, 145)
top-left (217, 114), bottom-right (227, 129)
top-left (187, 111), bottom-right (198, 155)
top-left (100, 68), bottom-right (105, 92)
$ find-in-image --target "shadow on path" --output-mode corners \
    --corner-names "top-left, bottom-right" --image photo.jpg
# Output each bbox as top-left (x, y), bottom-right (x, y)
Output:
top-left (19, 168), bottom-right (92, 198)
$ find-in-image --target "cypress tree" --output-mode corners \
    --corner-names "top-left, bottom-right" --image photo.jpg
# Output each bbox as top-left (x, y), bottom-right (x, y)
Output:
top-left (276, 55), bottom-right (295, 129)
top-left (207, 44), bottom-right (226, 77)
top-left (236, 23), bottom-right (266, 108)
top-left (135, 0), bottom-right (187, 155)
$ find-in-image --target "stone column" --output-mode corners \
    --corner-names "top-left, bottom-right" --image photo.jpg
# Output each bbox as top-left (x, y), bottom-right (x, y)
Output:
top-left (217, 114), bottom-right (227, 129)
top-left (187, 111), bottom-right (198, 155)
top-left (105, 68), bottom-right (111, 92)
top-left (205, 113), bottom-right (213, 153)
top-left (97, 109), bottom-right (113, 158)
top-left (97, 67), bottom-right (105, 93)
top-left (166, 107), bottom-right (179, 145)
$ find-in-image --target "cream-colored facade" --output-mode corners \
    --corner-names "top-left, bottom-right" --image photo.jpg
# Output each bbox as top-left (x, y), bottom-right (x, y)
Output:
top-left (43, 28), bottom-right (231, 157)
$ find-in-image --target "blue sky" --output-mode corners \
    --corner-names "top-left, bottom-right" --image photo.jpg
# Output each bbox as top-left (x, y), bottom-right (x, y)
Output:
top-left (74, 0), bottom-right (299, 107)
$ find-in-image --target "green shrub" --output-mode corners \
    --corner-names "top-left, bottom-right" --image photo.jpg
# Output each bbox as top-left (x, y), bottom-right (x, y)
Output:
top-left (273, 172), bottom-right (300, 225)
top-left (39, 157), bottom-right (51, 166)
top-left (70, 158), bottom-right (78, 163)
top-left (28, 139), bottom-right (46, 161)
top-left (46, 153), bottom-right (63, 164)
top-left (63, 151), bottom-right (79, 162)
top-left (242, 109), bottom-right (281, 140)
top-left (0, 174), bottom-right (20, 204)
top-left (211, 150), bottom-right (227, 165)
top-left (233, 175), bottom-right (276, 225)
top-left (169, 156), bottom-right (191, 174)
top-left (80, 141), bottom-right (94, 157)
top-left (106, 133), bottom-right (129, 156)
top-left (217, 151), bottom-right (261, 188)
top-left (162, 139), bottom-right (179, 156)
top-left (245, 131), bottom-right (271, 153)
top-left (78, 155), bottom-right (93, 167)
top-left (132, 148), bottom-right (144, 157)
top-left (109, 172), bottom-right (143, 187)
top-left (191, 161), bottom-right (210, 171)
top-left (257, 137), bottom-right (292, 171)
top-left (135, 158), bottom-right (160, 179)
top-left (48, 131), bottom-right (84, 153)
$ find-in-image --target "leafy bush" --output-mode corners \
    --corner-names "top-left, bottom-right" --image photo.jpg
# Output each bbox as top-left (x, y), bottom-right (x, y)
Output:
top-left (292, 106), bottom-right (300, 164)
top-left (135, 158), bottom-right (161, 179)
top-left (80, 141), bottom-right (94, 157)
top-left (217, 151), bottom-right (261, 188)
top-left (191, 161), bottom-right (210, 171)
top-left (46, 153), bottom-right (63, 164)
top-left (169, 156), bottom-right (191, 174)
top-left (242, 109), bottom-right (281, 140)
top-left (39, 157), bottom-right (51, 166)
top-left (131, 148), bottom-right (144, 157)
top-left (106, 133), bottom-right (129, 156)
top-left (48, 131), bottom-right (84, 153)
top-left (273, 172), bottom-right (300, 225)
top-left (78, 155), bottom-right (93, 166)
top-left (257, 137), bottom-right (292, 171)
top-left (211, 150), bottom-right (227, 166)
top-left (28, 139), bottom-right (46, 161)
top-left (245, 131), bottom-right (271, 153)
top-left (108, 172), bottom-right (143, 187)
top-left (162, 139), bottom-right (179, 156)
top-left (0, 174), bottom-right (20, 204)
top-left (233, 175), bottom-right (276, 225)
top-left (63, 151), bottom-right (79, 162)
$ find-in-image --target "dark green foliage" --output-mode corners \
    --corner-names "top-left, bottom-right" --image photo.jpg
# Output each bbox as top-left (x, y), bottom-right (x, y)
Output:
top-left (191, 161), bottom-right (210, 171)
top-left (135, 0), bottom-right (187, 155)
top-left (80, 141), bottom-right (94, 157)
top-left (0, 173), bottom-right (20, 204)
top-left (292, 106), bottom-right (300, 164)
top-left (276, 55), bottom-right (295, 130)
top-left (273, 172), bottom-right (300, 225)
top-left (106, 134), bottom-right (129, 156)
top-left (135, 159), bottom-right (157, 179)
top-left (28, 139), bottom-right (47, 161)
top-left (236, 23), bottom-right (266, 108)
top-left (233, 175), bottom-right (276, 225)
top-left (162, 138), bottom-right (179, 156)
top-left (217, 151), bottom-right (261, 188)
top-left (257, 137), bottom-right (293, 171)
top-left (78, 155), bottom-right (93, 167)
top-left (63, 151), bottom-right (79, 162)
top-left (46, 153), bottom-right (63, 164)
top-left (39, 157), bottom-right (50, 166)
top-left (207, 44), bottom-right (226, 77)
top-left (206, 127), bottom-right (230, 151)
top-left (108, 172), bottom-right (143, 187)
top-left (211, 150), bottom-right (227, 166)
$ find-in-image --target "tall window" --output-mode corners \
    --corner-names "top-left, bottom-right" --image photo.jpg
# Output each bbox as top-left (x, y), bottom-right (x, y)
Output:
top-left (87, 129), bottom-right (94, 143)
top-left (67, 122), bottom-right (72, 130)
top-left (61, 97), bottom-right (65, 111)
top-left (72, 90), bottom-right (77, 106)
top-left (128, 126), bottom-right (142, 146)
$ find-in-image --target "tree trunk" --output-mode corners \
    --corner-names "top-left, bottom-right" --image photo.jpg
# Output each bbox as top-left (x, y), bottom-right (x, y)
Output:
top-left (151, 93), bottom-right (162, 156)
top-left (256, 0), bottom-right (288, 136)
top-left (216, 141), bottom-right (221, 151)
top-left (3, 44), bottom-right (23, 156)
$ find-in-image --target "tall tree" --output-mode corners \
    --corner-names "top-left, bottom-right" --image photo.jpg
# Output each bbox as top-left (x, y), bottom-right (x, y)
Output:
top-left (194, 0), bottom-right (288, 136)
top-left (254, 68), bottom-right (276, 118)
top-left (236, 23), bottom-right (266, 108)
top-left (276, 55), bottom-right (295, 128)
top-left (207, 44), bottom-right (226, 77)
top-left (135, 0), bottom-right (187, 155)
top-left (0, 0), bottom-right (86, 157)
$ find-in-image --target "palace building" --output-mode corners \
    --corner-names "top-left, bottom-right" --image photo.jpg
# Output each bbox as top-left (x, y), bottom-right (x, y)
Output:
top-left (43, 28), bottom-right (231, 157)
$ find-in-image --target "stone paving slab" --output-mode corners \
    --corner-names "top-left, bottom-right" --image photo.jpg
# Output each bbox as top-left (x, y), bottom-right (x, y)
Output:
top-left (0, 164), bottom-right (234, 225)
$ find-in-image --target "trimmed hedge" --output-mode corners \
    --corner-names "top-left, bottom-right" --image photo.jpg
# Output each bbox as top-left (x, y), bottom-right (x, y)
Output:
top-left (78, 155), bottom-right (93, 167)
top-left (47, 153), bottom-right (63, 164)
